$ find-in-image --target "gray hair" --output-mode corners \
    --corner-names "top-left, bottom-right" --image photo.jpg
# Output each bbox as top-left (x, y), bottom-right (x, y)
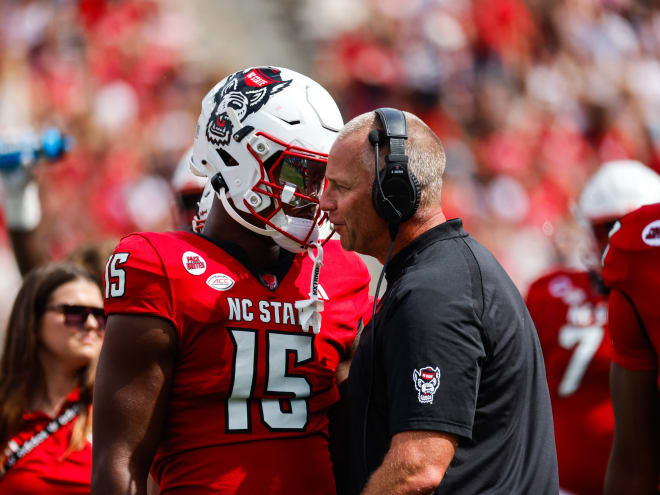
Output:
top-left (337, 111), bottom-right (445, 213)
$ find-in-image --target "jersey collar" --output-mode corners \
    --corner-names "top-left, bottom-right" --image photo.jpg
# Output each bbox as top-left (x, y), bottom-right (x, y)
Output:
top-left (194, 232), bottom-right (295, 290)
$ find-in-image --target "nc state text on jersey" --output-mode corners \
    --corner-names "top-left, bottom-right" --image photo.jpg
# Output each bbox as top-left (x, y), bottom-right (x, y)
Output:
top-left (228, 297), bottom-right (304, 327)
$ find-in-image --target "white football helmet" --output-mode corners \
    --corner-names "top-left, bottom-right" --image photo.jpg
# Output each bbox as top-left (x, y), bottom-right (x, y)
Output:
top-left (577, 159), bottom-right (660, 223)
top-left (190, 66), bottom-right (343, 252)
top-left (576, 159), bottom-right (660, 259)
top-left (172, 146), bottom-right (207, 230)
top-left (172, 146), bottom-right (206, 197)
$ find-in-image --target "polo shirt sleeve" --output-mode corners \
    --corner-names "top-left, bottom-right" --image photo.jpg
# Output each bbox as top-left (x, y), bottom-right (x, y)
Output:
top-left (382, 285), bottom-right (486, 441)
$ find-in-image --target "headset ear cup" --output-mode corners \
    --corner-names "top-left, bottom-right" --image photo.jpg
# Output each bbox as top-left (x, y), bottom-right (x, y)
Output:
top-left (384, 176), bottom-right (414, 222)
top-left (372, 170), bottom-right (422, 224)
top-left (372, 175), bottom-right (397, 224)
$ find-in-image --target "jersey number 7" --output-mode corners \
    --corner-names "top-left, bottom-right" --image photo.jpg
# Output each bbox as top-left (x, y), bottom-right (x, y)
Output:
top-left (557, 324), bottom-right (604, 396)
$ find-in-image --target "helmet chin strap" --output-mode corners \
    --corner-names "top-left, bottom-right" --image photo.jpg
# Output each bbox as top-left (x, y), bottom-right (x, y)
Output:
top-left (295, 242), bottom-right (324, 334)
top-left (217, 187), bottom-right (276, 237)
top-left (216, 186), bottom-right (318, 253)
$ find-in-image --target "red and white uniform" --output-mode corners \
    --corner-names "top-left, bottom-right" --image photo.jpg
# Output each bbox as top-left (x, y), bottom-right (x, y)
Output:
top-left (0, 389), bottom-right (91, 495)
top-left (104, 231), bottom-right (371, 494)
top-left (526, 270), bottom-right (612, 495)
top-left (603, 203), bottom-right (660, 386)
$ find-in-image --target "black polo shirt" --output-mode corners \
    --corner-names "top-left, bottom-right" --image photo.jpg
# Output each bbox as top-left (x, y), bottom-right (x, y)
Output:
top-left (347, 219), bottom-right (558, 494)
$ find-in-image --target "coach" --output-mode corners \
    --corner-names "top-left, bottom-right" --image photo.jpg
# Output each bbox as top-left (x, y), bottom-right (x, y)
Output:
top-left (320, 108), bottom-right (558, 494)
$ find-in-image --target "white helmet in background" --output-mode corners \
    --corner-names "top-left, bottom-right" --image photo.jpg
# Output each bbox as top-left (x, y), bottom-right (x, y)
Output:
top-left (577, 159), bottom-right (660, 257)
top-left (192, 180), bottom-right (214, 233)
top-left (577, 159), bottom-right (660, 223)
top-left (172, 146), bottom-right (207, 230)
top-left (172, 146), bottom-right (206, 197)
top-left (191, 66), bottom-right (343, 252)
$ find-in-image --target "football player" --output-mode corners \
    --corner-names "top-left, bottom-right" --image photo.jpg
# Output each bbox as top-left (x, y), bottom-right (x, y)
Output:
top-left (91, 67), bottom-right (372, 494)
top-left (603, 202), bottom-right (660, 495)
top-left (526, 160), bottom-right (660, 495)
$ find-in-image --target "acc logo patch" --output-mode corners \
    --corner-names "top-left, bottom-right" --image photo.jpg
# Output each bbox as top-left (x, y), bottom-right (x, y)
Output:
top-left (413, 366), bottom-right (441, 404)
top-left (206, 273), bottom-right (235, 291)
top-left (182, 251), bottom-right (206, 275)
top-left (642, 220), bottom-right (660, 246)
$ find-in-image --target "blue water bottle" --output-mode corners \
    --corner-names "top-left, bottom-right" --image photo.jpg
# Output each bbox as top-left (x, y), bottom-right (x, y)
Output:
top-left (0, 128), bottom-right (72, 171)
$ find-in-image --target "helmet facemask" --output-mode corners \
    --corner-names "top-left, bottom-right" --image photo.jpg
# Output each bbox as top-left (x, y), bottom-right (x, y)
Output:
top-left (246, 132), bottom-right (332, 252)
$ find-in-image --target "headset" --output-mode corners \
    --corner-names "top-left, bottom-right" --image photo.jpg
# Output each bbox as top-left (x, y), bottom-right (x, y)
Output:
top-left (368, 107), bottom-right (421, 240)
top-left (362, 108), bottom-right (421, 477)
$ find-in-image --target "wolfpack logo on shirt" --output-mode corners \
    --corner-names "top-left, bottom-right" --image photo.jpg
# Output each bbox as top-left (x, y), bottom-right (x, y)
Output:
top-left (413, 366), bottom-right (441, 404)
top-left (182, 251), bottom-right (206, 275)
top-left (206, 67), bottom-right (292, 146)
top-left (642, 219), bottom-right (660, 246)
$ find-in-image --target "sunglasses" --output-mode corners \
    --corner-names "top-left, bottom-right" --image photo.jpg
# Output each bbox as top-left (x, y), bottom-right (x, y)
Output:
top-left (45, 304), bottom-right (107, 331)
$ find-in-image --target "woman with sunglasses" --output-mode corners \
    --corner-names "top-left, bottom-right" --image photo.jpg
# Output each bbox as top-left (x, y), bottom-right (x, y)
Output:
top-left (0, 262), bottom-right (105, 494)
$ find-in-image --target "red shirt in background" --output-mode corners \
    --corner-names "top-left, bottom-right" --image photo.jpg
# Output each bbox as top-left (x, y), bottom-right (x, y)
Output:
top-left (526, 269), bottom-right (613, 495)
top-left (0, 389), bottom-right (91, 495)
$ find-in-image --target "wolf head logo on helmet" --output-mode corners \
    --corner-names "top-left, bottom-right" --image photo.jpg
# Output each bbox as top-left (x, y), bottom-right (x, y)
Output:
top-left (191, 66), bottom-right (343, 253)
top-left (206, 68), bottom-right (292, 147)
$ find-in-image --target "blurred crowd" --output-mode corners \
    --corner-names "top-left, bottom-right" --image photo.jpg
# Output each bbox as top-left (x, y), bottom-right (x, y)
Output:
top-left (1, 0), bottom-right (660, 317)
top-left (0, 0), bottom-right (216, 245)
top-left (0, 0), bottom-right (225, 325)
top-left (304, 0), bottom-right (660, 284)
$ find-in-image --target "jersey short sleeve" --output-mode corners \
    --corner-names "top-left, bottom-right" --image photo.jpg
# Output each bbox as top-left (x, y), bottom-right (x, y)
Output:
top-left (103, 233), bottom-right (175, 325)
top-left (603, 203), bottom-right (660, 370)
top-left (382, 286), bottom-right (485, 440)
top-left (608, 289), bottom-right (656, 370)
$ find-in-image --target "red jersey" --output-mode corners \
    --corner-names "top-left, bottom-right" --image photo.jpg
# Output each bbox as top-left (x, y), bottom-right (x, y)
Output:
top-left (0, 389), bottom-right (91, 495)
top-left (526, 269), bottom-right (612, 495)
top-left (602, 203), bottom-right (660, 385)
top-left (103, 231), bottom-right (371, 494)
